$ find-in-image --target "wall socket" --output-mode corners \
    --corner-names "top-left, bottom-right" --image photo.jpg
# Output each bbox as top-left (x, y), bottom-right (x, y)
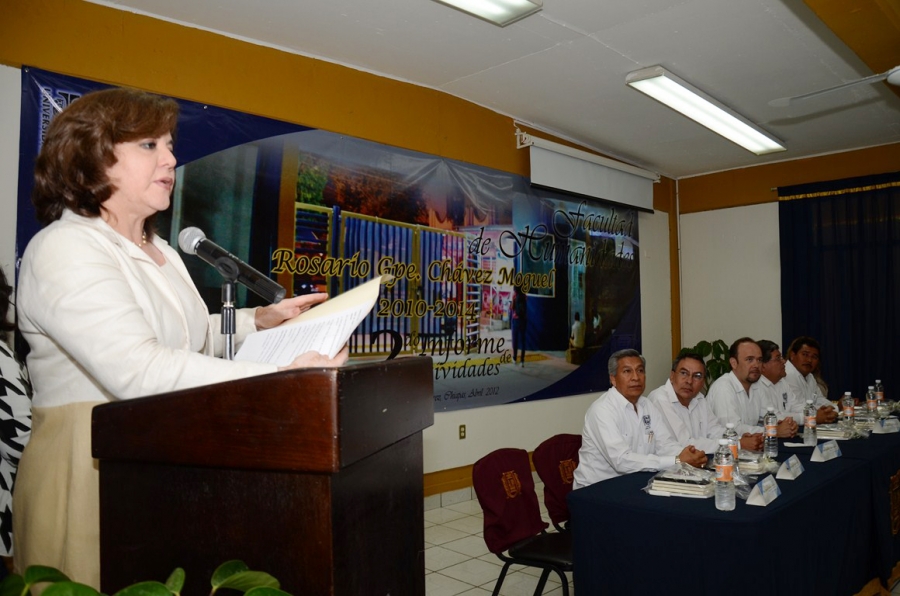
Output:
top-left (459, 424), bottom-right (466, 440)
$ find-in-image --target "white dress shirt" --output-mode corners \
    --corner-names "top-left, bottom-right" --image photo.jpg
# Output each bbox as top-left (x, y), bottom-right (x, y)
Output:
top-left (707, 371), bottom-right (765, 435)
top-left (757, 375), bottom-right (803, 425)
top-left (647, 379), bottom-right (726, 454)
top-left (784, 360), bottom-right (833, 413)
top-left (572, 386), bottom-right (681, 489)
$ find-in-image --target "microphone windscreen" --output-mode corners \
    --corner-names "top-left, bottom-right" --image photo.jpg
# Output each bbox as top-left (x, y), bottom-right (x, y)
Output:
top-left (178, 227), bottom-right (206, 255)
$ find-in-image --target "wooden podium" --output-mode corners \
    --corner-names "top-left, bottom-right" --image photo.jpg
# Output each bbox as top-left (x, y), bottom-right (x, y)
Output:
top-left (92, 357), bottom-right (434, 596)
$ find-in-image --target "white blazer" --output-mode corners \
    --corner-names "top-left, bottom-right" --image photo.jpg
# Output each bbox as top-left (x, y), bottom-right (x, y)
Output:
top-left (17, 211), bottom-right (276, 408)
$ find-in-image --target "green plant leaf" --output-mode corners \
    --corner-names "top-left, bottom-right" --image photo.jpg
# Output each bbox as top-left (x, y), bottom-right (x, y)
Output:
top-left (0, 573), bottom-right (25, 596)
top-left (210, 562), bottom-right (249, 589)
top-left (111, 581), bottom-right (172, 596)
top-left (164, 569), bottom-right (184, 595)
top-left (245, 587), bottom-right (291, 596)
top-left (42, 582), bottom-right (102, 596)
top-left (215, 572), bottom-right (279, 593)
top-left (712, 339), bottom-right (728, 359)
top-left (23, 567), bottom-right (69, 586)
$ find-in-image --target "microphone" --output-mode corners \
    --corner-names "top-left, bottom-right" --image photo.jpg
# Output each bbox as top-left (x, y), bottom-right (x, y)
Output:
top-left (178, 227), bottom-right (286, 304)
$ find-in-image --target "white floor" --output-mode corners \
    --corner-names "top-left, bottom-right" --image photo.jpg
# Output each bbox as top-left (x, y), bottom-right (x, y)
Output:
top-left (424, 478), bottom-right (573, 596)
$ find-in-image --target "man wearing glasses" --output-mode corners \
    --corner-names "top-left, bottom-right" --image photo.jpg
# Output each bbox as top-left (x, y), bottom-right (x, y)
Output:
top-left (649, 352), bottom-right (763, 453)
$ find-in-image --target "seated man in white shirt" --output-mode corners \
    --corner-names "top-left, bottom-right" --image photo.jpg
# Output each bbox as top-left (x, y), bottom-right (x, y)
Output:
top-left (784, 336), bottom-right (837, 423)
top-left (756, 340), bottom-right (802, 431)
top-left (572, 349), bottom-right (707, 489)
top-left (707, 338), bottom-right (795, 437)
top-left (648, 352), bottom-right (762, 454)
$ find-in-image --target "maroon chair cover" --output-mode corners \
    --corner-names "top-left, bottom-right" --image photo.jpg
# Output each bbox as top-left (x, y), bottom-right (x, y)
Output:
top-left (532, 434), bottom-right (581, 530)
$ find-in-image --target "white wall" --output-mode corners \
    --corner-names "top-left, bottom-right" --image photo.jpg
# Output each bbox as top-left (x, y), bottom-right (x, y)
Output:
top-left (423, 209), bottom-right (673, 472)
top-left (679, 202), bottom-right (782, 351)
top-left (0, 66), bottom-right (675, 474)
top-left (0, 65), bottom-right (21, 282)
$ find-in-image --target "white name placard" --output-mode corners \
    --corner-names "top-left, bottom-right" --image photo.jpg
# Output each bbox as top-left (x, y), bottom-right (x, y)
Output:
top-left (873, 418), bottom-right (900, 434)
top-left (810, 440), bottom-right (842, 462)
top-left (747, 474), bottom-right (781, 507)
top-left (776, 455), bottom-right (805, 480)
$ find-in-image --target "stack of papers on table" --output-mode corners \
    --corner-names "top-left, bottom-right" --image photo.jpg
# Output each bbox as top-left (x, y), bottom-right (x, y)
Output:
top-left (737, 451), bottom-right (768, 474)
top-left (816, 424), bottom-right (854, 439)
top-left (649, 471), bottom-right (715, 497)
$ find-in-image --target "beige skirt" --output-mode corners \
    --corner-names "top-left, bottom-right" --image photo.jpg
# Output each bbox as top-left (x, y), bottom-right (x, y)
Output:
top-left (13, 401), bottom-right (103, 589)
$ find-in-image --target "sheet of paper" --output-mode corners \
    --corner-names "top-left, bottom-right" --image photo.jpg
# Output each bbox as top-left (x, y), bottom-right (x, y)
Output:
top-left (234, 275), bottom-right (387, 364)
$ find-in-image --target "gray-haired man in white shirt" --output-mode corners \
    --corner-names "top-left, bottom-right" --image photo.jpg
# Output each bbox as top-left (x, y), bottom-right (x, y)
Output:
top-left (573, 349), bottom-right (707, 489)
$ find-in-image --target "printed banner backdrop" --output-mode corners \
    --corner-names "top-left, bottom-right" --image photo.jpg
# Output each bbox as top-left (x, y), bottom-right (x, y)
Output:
top-left (17, 68), bottom-right (641, 412)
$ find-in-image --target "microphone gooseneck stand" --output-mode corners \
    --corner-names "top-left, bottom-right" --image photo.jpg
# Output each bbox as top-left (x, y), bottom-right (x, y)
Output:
top-left (215, 258), bottom-right (241, 361)
top-left (221, 279), bottom-right (236, 361)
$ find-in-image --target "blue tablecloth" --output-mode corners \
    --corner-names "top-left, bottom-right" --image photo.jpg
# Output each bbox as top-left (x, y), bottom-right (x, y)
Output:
top-left (568, 451), bottom-right (877, 596)
top-left (782, 431), bottom-right (900, 583)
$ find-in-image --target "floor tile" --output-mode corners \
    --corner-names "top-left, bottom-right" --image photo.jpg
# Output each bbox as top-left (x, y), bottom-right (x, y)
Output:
top-left (425, 507), bottom-right (470, 524)
top-left (425, 525), bottom-right (471, 546)
top-left (442, 535), bottom-right (491, 558)
top-left (442, 515), bottom-right (484, 535)
top-left (425, 546), bottom-right (472, 572)
top-left (482, 570), bottom-right (558, 596)
top-left (445, 500), bottom-right (484, 515)
top-left (440, 558), bottom-right (504, 586)
top-left (426, 572), bottom-right (474, 596)
top-left (457, 588), bottom-right (493, 596)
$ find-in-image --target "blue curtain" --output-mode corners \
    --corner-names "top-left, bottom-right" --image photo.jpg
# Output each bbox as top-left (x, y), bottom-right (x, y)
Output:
top-left (778, 171), bottom-right (900, 400)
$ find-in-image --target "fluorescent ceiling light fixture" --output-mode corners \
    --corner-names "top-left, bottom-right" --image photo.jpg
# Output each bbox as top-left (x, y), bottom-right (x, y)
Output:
top-left (626, 66), bottom-right (785, 155)
top-left (432, 0), bottom-right (542, 27)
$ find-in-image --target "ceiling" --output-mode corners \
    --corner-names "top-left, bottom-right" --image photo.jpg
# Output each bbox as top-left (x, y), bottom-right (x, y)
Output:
top-left (88, 0), bottom-right (900, 179)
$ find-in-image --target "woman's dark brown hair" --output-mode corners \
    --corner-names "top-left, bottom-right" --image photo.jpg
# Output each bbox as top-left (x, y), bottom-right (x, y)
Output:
top-left (32, 87), bottom-right (179, 227)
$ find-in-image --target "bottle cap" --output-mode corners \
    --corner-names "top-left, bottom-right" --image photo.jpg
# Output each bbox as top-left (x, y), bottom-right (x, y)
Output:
top-left (767, 406), bottom-right (774, 412)
top-left (869, 386), bottom-right (874, 390)
top-left (806, 399), bottom-right (813, 404)
top-left (725, 422), bottom-right (734, 428)
top-left (844, 391), bottom-right (851, 396)
top-left (876, 379), bottom-right (881, 383)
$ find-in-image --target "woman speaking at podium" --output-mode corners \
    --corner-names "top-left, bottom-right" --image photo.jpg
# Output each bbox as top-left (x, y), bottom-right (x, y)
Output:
top-left (13, 88), bottom-right (347, 588)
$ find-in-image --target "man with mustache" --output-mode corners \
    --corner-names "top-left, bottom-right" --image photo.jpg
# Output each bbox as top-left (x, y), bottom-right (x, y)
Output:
top-left (708, 338), bottom-right (795, 437)
top-left (648, 352), bottom-right (763, 453)
top-left (572, 349), bottom-right (707, 489)
top-left (785, 336), bottom-right (837, 423)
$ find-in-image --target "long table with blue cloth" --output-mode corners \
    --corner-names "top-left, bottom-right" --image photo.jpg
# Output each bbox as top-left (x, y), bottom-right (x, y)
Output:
top-left (568, 430), bottom-right (900, 596)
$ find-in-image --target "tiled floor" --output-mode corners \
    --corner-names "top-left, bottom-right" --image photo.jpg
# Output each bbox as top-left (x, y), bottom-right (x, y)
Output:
top-left (424, 478), bottom-right (573, 596)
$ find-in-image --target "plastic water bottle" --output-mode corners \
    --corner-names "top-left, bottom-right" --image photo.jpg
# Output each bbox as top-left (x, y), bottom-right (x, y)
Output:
top-left (841, 391), bottom-right (855, 422)
top-left (803, 399), bottom-right (817, 446)
top-left (723, 422), bottom-right (739, 459)
top-left (866, 386), bottom-right (878, 416)
top-left (715, 439), bottom-right (735, 511)
top-left (874, 379), bottom-right (884, 404)
top-left (764, 406), bottom-right (778, 458)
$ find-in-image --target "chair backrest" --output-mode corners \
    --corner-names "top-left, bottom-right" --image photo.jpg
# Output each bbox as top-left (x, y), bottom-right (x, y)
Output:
top-left (472, 448), bottom-right (548, 553)
top-left (532, 434), bottom-right (582, 527)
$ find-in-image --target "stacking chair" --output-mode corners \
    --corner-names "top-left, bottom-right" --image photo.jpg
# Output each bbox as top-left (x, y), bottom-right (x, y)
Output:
top-left (531, 433), bottom-right (581, 531)
top-left (472, 448), bottom-right (572, 596)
